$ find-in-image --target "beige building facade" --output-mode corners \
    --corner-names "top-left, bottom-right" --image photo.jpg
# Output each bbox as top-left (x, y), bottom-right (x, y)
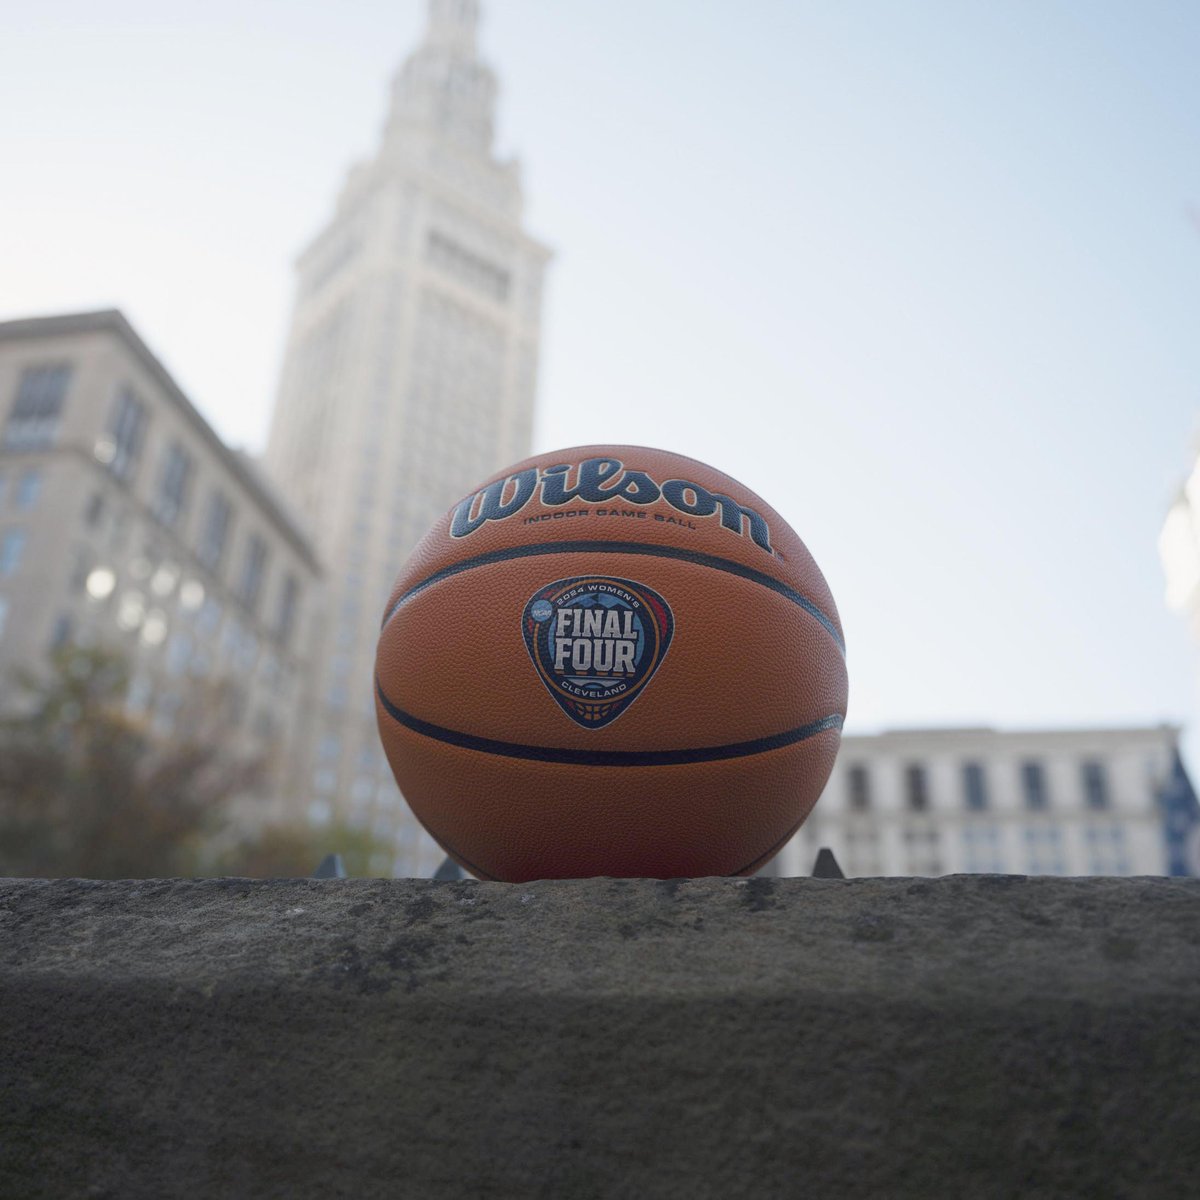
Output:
top-left (776, 725), bottom-right (1185, 878)
top-left (0, 310), bottom-right (320, 825)
top-left (264, 0), bottom-right (550, 874)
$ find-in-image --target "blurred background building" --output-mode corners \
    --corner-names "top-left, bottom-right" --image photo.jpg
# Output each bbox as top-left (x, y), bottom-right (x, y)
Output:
top-left (0, 4), bottom-right (1192, 884)
top-left (0, 310), bottom-right (321, 826)
top-left (775, 725), bottom-right (1198, 878)
top-left (263, 0), bottom-right (551, 874)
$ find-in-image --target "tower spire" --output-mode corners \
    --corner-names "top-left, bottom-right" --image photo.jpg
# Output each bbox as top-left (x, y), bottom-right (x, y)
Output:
top-left (384, 0), bottom-right (496, 156)
top-left (426, 0), bottom-right (480, 54)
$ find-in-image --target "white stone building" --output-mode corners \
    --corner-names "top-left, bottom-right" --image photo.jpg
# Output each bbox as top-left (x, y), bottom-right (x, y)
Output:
top-left (263, 0), bottom-right (551, 874)
top-left (774, 725), bottom-right (1188, 878)
top-left (0, 310), bottom-right (321, 825)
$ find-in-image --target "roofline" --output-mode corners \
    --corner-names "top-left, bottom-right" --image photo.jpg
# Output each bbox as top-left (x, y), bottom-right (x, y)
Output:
top-left (843, 723), bottom-right (1182, 741)
top-left (0, 309), bottom-right (321, 575)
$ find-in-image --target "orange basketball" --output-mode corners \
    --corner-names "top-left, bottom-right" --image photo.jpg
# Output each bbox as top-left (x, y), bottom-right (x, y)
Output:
top-left (374, 445), bottom-right (847, 881)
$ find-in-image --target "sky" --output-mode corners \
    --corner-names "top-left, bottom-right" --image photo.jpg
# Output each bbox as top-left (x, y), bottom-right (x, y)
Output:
top-left (2, 1), bottom-right (1199, 750)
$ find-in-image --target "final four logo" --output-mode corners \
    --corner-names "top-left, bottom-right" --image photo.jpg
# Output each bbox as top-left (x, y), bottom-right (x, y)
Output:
top-left (522, 577), bottom-right (674, 729)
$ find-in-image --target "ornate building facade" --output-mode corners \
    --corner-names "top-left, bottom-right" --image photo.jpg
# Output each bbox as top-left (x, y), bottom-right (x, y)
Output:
top-left (264, 0), bottom-right (551, 873)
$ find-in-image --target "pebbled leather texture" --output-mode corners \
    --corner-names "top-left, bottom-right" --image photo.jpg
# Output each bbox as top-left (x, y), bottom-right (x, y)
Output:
top-left (375, 445), bottom-right (848, 881)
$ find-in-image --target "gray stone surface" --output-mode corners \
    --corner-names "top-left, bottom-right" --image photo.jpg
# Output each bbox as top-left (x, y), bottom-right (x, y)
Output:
top-left (0, 874), bottom-right (1198, 1199)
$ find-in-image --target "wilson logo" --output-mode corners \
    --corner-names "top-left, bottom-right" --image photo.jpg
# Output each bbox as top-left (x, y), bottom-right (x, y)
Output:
top-left (522, 576), bottom-right (674, 729)
top-left (450, 457), bottom-right (774, 555)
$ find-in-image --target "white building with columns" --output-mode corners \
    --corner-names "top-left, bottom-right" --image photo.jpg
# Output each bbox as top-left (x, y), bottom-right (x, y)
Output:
top-left (775, 725), bottom-right (1188, 878)
top-left (263, 0), bottom-right (551, 875)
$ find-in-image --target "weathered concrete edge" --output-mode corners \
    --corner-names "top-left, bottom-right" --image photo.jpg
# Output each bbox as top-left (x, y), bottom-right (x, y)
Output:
top-left (2, 875), bottom-right (1199, 1200)
top-left (1, 874), bottom-right (1197, 1003)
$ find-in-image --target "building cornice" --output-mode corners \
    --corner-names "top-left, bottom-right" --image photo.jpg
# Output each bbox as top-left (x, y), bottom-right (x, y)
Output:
top-left (841, 724), bottom-right (1181, 747)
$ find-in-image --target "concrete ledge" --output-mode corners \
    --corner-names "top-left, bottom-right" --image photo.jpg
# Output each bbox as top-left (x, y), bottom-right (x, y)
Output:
top-left (1, 875), bottom-right (1198, 1198)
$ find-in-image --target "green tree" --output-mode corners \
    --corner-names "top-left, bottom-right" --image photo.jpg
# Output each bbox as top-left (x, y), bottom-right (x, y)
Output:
top-left (0, 645), bottom-right (262, 878)
top-left (0, 645), bottom-right (400, 880)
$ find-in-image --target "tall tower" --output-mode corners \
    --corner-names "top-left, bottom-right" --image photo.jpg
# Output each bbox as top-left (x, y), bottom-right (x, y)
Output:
top-left (264, 0), bottom-right (551, 874)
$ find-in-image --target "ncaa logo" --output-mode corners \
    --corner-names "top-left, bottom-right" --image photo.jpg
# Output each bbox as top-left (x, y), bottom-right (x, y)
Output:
top-left (522, 576), bottom-right (674, 729)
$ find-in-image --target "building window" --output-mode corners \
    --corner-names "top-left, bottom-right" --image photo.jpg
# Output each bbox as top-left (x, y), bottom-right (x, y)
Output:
top-left (220, 617), bottom-right (258, 671)
top-left (195, 596), bottom-right (221, 635)
top-left (426, 230), bottom-right (511, 302)
top-left (165, 632), bottom-right (192, 676)
top-left (196, 491), bottom-right (233, 573)
top-left (234, 534), bottom-right (268, 614)
top-left (1024, 825), bottom-right (1065, 874)
top-left (3, 363), bottom-right (70, 450)
top-left (50, 614), bottom-right (73, 649)
top-left (1082, 760), bottom-right (1109, 810)
top-left (101, 387), bottom-right (148, 480)
top-left (844, 827), bottom-right (882, 877)
top-left (69, 548), bottom-right (91, 592)
top-left (259, 652), bottom-right (280, 687)
top-left (1021, 761), bottom-right (1049, 811)
top-left (962, 761), bottom-right (988, 811)
top-left (0, 529), bottom-right (27, 576)
top-left (902, 826), bottom-right (943, 875)
top-left (277, 573), bottom-right (299, 647)
top-left (904, 763), bottom-right (930, 812)
top-left (14, 468), bottom-right (41, 511)
top-left (1085, 822), bottom-right (1129, 875)
top-left (84, 492), bottom-right (105, 528)
top-left (109, 510), bottom-right (130, 552)
top-left (962, 823), bottom-right (1004, 873)
top-left (152, 442), bottom-right (193, 528)
top-left (846, 764), bottom-right (871, 812)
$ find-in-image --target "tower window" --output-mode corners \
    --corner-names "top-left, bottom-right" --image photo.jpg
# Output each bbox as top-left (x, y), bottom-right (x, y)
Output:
top-left (426, 230), bottom-right (510, 301)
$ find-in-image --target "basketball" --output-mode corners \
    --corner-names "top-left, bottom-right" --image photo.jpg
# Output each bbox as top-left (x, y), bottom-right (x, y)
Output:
top-left (374, 445), bottom-right (847, 881)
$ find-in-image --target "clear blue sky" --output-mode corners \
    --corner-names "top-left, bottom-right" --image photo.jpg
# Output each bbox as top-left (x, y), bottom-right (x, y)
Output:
top-left (2, 2), bottom-right (1199, 747)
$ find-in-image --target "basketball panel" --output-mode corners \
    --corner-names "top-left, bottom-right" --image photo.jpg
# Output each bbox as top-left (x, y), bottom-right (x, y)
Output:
top-left (374, 709), bottom-right (842, 881)
top-left (377, 554), bottom-right (847, 752)
top-left (382, 444), bottom-right (843, 646)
